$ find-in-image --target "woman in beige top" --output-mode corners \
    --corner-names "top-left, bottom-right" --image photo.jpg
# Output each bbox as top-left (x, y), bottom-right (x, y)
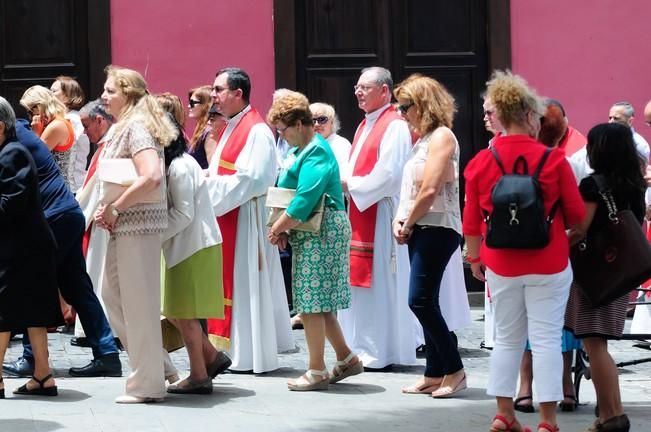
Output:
top-left (95, 65), bottom-right (177, 404)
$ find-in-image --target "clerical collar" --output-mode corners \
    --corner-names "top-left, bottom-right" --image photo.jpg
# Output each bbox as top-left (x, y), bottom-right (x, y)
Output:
top-left (227, 105), bottom-right (250, 122)
top-left (365, 103), bottom-right (392, 122)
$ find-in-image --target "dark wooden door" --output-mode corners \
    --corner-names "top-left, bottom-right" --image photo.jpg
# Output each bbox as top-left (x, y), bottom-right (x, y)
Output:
top-left (0, 0), bottom-right (110, 118)
top-left (274, 0), bottom-right (510, 159)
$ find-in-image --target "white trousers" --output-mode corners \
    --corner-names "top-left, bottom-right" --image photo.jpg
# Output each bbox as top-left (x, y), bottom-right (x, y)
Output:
top-left (486, 264), bottom-right (572, 402)
top-left (102, 233), bottom-right (167, 399)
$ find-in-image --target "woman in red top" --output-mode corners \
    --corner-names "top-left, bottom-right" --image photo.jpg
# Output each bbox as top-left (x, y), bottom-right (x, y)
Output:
top-left (463, 71), bottom-right (585, 432)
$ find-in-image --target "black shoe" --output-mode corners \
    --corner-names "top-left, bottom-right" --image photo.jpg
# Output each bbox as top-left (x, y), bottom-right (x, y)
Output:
top-left (206, 351), bottom-right (232, 378)
top-left (70, 337), bottom-right (90, 348)
top-left (69, 353), bottom-right (122, 377)
top-left (2, 357), bottom-right (35, 377)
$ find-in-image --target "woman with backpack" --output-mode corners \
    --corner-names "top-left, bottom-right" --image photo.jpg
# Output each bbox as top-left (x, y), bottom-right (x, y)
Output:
top-left (463, 71), bottom-right (585, 432)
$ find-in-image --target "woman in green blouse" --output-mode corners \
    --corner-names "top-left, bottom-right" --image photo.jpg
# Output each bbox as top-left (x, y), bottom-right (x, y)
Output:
top-left (267, 91), bottom-right (362, 391)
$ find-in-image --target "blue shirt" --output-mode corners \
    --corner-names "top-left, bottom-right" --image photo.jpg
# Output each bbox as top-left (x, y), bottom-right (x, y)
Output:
top-left (15, 119), bottom-right (79, 219)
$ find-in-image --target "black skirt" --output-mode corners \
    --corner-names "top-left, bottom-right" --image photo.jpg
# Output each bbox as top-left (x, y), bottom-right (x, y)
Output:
top-left (0, 251), bottom-right (63, 332)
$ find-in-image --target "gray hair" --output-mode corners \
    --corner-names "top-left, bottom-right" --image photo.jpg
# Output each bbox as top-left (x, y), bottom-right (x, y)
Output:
top-left (612, 101), bottom-right (635, 119)
top-left (309, 102), bottom-right (341, 134)
top-left (80, 98), bottom-right (114, 123)
top-left (361, 66), bottom-right (393, 89)
top-left (0, 96), bottom-right (17, 140)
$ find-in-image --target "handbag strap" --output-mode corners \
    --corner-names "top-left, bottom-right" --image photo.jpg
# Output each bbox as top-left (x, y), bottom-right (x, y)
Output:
top-left (592, 174), bottom-right (619, 221)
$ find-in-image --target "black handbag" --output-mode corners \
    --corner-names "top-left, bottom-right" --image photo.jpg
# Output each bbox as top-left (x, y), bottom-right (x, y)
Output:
top-left (570, 175), bottom-right (651, 307)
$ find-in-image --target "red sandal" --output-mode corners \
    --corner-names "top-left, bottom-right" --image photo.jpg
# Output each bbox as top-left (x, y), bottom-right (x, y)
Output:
top-left (490, 415), bottom-right (532, 432)
top-left (537, 422), bottom-right (559, 432)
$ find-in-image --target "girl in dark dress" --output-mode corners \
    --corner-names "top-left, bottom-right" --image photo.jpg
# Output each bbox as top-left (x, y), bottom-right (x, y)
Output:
top-left (0, 96), bottom-right (63, 398)
top-left (565, 123), bottom-right (645, 432)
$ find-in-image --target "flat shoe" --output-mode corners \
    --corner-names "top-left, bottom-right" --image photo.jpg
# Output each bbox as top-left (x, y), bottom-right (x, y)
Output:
top-left (206, 351), bottom-right (232, 379)
top-left (115, 394), bottom-right (164, 404)
top-left (167, 377), bottom-right (213, 395)
top-left (514, 395), bottom-right (535, 413)
top-left (288, 369), bottom-right (329, 391)
top-left (559, 394), bottom-right (577, 412)
top-left (13, 374), bottom-right (57, 397)
top-left (330, 352), bottom-right (363, 384)
top-left (431, 374), bottom-right (467, 398)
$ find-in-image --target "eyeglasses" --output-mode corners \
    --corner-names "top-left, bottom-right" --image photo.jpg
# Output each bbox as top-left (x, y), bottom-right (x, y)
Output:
top-left (353, 84), bottom-right (378, 93)
top-left (313, 116), bottom-right (329, 125)
top-left (398, 102), bottom-right (414, 114)
top-left (188, 98), bottom-right (202, 108)
top-left (276, 125), bottom-right (291, 134)
top-left (212, 85), bottom-right (230, 94)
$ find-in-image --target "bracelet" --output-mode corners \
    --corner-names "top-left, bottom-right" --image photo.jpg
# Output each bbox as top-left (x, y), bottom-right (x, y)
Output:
top-left (467, 255), bottom-right (481, 264)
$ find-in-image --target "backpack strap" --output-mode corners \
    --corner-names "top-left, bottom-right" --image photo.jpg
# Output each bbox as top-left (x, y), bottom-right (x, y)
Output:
top-left (532, 147), bottom-right (553, 180)
top-left (490, 147), bottom-right (507, 174)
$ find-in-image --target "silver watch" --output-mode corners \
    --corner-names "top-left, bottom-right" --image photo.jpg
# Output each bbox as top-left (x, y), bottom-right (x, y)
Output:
top-left (110, 205), bottom-right (120, 217)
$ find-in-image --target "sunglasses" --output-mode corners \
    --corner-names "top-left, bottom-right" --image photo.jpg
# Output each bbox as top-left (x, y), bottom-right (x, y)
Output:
top-left (188, 98), bottom-right (202, 108)
top-left (313, 116), bottom-right (329, 125)
top-left (398, 102), bottom-right (414, 114)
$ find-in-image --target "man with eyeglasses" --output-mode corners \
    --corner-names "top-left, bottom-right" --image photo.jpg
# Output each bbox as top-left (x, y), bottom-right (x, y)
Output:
top-left (337, 66), bottom-right (418, 370)
top-left (608, 101), bottom-right (650, 165)
top-left (204, 67), bottom-right (293, 373)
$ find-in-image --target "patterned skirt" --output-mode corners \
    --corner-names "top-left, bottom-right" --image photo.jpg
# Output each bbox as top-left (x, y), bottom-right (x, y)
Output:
top-left (564, 281), bottom-right (628, 339)
top-left (290, 208), bottom-right (351, 314)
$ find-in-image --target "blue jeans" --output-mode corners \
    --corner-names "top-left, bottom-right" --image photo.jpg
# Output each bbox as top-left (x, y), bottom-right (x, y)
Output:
top-left (408, 225), bottom-right (463, 377)
top-left (23, 209), bottom-right (117, 360)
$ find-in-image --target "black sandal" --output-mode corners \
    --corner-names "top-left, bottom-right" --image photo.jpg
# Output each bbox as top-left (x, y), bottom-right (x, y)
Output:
top-left (0, 376), bottom-right (4, 399)
top-left (13, 374), bottom-right (58, 396)
top-left (513, 395), bottom-right (535, 413)
top-left (559, 394), bottom-right (577, 412)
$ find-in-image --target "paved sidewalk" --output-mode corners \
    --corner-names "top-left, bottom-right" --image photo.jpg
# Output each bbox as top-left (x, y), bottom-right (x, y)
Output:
top-left (1, 309), bottom-right (650, 432)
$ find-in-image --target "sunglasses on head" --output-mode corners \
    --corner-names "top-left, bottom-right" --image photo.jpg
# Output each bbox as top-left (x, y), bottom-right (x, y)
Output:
top-left (188, 98), bottom-right (202, 108)
top-left (313, 116), bottom-right (329, 125)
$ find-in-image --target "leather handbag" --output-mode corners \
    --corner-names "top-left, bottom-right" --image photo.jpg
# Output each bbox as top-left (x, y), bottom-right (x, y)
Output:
top-left (160, 316), bottom-right (184, 353)
top-left (97, 158), bottom-right (162, 204)
top-left (266, 187), bottom-right (325, 233)
top-left (570, 175), bottom-right (651, 307)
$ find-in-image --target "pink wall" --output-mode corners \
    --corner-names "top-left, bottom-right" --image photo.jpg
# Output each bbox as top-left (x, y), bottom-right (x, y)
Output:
top-left (511, 0), bottom-right (651, 144)
top-left (109, 0), bottom-right (275, 130)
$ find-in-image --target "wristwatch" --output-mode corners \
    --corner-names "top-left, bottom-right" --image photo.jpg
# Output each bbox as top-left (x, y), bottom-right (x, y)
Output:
top-left (109, 204), bottom-right (120, 217)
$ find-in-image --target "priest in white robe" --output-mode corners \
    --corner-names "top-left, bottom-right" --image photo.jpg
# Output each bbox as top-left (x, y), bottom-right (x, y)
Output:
top-left (205, 68), bottom-right (293, 373)
top-left (338, 67), bottom-right (419, 369)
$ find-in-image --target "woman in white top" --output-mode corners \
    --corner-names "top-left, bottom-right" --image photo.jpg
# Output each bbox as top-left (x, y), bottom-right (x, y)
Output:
top-left (309, 102), bottom-right (351, 177)
top-left (51, 76), bottom-right (90, 192)
top-left (159, 117), bottom-right (226, 395)
top-left (393, 74), bottom-right (466, 398)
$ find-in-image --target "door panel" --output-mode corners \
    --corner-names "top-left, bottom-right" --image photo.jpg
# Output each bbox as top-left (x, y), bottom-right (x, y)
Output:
top-left (0, 0), bottom-right (110, 118)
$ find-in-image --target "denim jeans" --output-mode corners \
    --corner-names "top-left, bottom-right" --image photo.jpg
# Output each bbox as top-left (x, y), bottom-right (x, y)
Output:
top-left (408, 225), bottom-right (463, 377)
top-left (24, 209), bottom-right (117, 360)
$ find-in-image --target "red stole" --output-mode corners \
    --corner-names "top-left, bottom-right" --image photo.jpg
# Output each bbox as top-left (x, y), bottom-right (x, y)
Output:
top-left (558, 126), bottom-right (586, 157)
top-left (207, 108), bottom-right (266, 350)
top-left (348, 106), bottom-right (402, 288)
top-left (81, 142), bottom-right (105, 256)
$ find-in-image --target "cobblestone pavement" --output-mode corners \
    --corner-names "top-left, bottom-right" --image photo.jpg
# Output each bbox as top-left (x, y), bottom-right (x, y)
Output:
top-left (1, 308), bottom-right (650, 431)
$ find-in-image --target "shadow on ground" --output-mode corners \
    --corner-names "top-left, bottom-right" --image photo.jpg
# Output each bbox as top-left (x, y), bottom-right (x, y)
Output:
top-left (0, 419), bottom-right (63, 431)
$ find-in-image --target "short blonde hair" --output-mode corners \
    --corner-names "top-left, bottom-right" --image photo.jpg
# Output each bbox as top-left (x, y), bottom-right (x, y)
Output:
top-left (105, 65), bottom-right (177, 147)
top-left (309, 102), bottom-right (340, 134)
top-left (394, 74), bottom-right (456, 133)
top-left (266, 91), bottom-right (312, 126)
top-left (20, 85), bottom-right (67, 119)
top-left (485, 70), bottom-right (543, 129)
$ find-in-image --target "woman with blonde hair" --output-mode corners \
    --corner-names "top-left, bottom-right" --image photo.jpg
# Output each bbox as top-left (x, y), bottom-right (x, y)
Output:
top-left (156, 92), bottom-right (185, 128)
top-left (308, 102), bottom-right (351, 176)
top-left (20, 85), bottom-right (76, 188)
top-left (267, 91), bottom-right (361, 391)
top-left (96, 65), bottom-right (178, 403)
top-left (51, 75), bottom-right (90, 192)
top-left (463, 71), bottom-right (585, 432)
top-left (392, 74), bottom-right (467, 398)
top-left (186, 85), bottom-right (216, 168)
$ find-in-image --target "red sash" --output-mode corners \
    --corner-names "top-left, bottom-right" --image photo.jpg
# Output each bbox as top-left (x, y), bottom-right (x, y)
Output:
top-left (82, 142), bottom-right (105, 256)
top-left (207, 108), bottom-right (266, 350)
top-left (349, 107), bottom-right (402, 288)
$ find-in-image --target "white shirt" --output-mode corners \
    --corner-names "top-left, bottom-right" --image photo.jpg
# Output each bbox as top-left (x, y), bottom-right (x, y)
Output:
top-left (325, 133), bottom-right (351, 180)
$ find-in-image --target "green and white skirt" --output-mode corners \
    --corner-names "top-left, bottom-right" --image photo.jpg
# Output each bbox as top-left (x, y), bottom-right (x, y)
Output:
top-left (290, 208), bottom-right (351, 314)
